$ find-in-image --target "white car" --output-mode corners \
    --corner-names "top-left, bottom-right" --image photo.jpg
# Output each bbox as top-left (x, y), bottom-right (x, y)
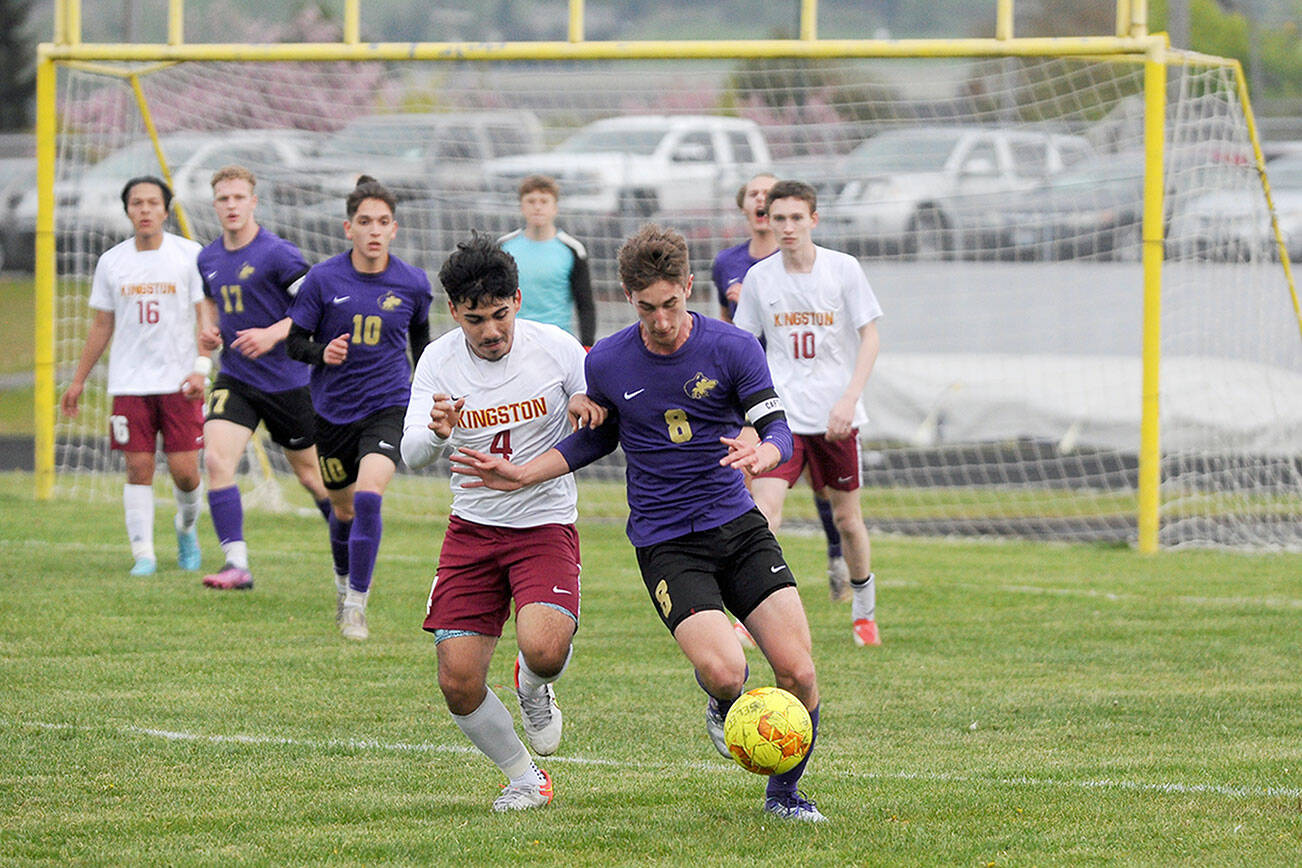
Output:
top-left (818, 126), bottom-right (1094, 258)
top-left (1168, 152), bottom-right (1302, 262)
top-left (481, 115), bottom-right (772, 216)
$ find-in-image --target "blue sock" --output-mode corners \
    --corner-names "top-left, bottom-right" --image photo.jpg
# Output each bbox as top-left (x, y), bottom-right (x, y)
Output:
top-left (315, 496), bottom-right (333, 523)
top-left (814, 496), bottom-right (841, 558)
top-left (348, 491), bottom-right (383, 594)
top-left (328, 513), bottom-right (351, 578)
top-left (767, 703), bottom-right (819, 799)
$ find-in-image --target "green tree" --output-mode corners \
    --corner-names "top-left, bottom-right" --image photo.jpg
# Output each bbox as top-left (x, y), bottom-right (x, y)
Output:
top-left (0, 0), bottom-right (34, 130)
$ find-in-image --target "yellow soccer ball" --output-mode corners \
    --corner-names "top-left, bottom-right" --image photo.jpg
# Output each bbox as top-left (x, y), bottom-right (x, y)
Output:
top-left (722, 686), bottom-right (813, 776)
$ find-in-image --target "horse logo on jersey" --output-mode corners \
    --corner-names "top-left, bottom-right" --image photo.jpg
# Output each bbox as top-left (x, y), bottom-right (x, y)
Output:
top-left (238, 263), bottom-right (256, 280)
top-left (378, 292), bottom-right (403, 312)
top-left (683, 372), bottom-right (719, 400)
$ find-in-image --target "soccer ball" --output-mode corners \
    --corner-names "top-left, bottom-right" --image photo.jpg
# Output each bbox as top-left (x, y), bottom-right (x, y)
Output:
top-left (723, 686), bottom-right (813, 776)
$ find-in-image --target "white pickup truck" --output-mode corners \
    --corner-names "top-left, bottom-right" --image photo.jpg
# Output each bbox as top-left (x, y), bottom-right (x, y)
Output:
top-left (481, 115), bottom-right (772, 216)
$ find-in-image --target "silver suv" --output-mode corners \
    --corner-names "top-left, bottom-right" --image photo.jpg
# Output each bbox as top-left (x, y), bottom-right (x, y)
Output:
top-left (818, 126), bottom-right (1093, 258)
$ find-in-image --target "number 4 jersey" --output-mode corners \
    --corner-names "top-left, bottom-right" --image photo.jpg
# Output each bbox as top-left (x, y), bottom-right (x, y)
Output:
top-left (89, 232), bottom-right (204, 396)
top-left (403, 319), bottom-right (588, 529)
top-left (733, 245), bottom-right (883, 435)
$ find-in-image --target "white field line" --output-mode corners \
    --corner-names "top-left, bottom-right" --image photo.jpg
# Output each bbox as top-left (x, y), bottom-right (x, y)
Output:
top-left (10, 718), bottom-right (1299, 801)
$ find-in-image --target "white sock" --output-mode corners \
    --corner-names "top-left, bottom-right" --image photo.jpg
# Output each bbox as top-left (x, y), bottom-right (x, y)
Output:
top-left (222, 540), bottom-right (249, 570)
top-left (344, 588), bottom-right (368, 610)
top-left (174, 483), bottom-right (203, 533)
top-left (334, 573), bottom-right (349, 596)
top-left (516, 645), bottom-right (572, 695)
top-left (451, 688), bottom-right (541, 785)
top-left (851, 572), bottom-right (876, 622)
top-left (123, 484), bottom-right (155, 561)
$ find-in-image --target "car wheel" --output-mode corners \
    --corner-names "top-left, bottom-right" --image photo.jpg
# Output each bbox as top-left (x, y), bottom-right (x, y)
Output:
top-left (906, 208), bottom-right (953, 261)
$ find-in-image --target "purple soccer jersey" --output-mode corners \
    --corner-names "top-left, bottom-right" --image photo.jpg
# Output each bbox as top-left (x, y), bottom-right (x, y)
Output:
top-left (556, 312), bottom-right (791, 547)
top-left (288, 251), bottom-right (432, 424)
top-left (711, 242), bottom-right (774, 319)
top-left (199, 228), bottom-right (311, 393)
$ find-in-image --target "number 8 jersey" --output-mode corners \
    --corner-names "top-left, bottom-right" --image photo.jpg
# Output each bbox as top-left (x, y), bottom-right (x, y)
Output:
top-left (89, 232), bottom-right (204, 396)
top-left (288, 250), bottom-right (432, 424)
top-left (733, 245), bottom-right (883, 435)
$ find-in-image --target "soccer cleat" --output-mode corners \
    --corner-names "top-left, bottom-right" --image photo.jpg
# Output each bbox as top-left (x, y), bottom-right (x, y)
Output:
top-left (176, 527), bottom-right (201, 571)
top-left (492, 767), bottom-right (554, 813)
top-left (764, 791), bottom-right (828, 823)
top-left (733, 619), bottom-right (757, 650)
top-left (514, 658), bottom-right (563, 756)
top-left (705, 696), bottom-right (731, 758)
top-left (827, 556), bottom-right (850, 602)
top-left (852, 618), bottom-right (881, 647)
top-left (129, 557), bottom-right (156, 577)
top-left (202, 564), bottom-right (253, 591)
top-left (339, 604), bottom-right (369, 641)
top-left (334, 575), bottom-right (349, 624)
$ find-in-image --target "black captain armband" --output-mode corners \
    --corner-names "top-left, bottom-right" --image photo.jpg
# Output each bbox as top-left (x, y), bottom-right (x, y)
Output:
top-left (740, 388), bottom-right (787, 437)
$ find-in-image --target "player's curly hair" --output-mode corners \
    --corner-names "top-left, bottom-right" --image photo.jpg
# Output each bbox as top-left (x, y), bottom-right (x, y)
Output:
top-left (120, 175), bottom-right (172, 214)
top-left (346, 174), bottom-right (397, 218)
top-left (439, 232), bottom-right (519, 308)
top-left (617, 223), bottom-right (690, 294)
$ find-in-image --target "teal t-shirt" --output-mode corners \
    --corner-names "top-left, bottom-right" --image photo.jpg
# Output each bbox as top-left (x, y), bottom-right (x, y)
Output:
top-left (500, 234), bottom-right (577, 335)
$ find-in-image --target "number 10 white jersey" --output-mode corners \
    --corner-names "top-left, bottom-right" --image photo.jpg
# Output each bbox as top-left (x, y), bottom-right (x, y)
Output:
top-left (403, 318), bottom-right (588, 528)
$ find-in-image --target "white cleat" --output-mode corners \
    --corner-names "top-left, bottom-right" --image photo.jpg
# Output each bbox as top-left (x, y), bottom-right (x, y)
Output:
top-left (706, 696), bottom-right (731, 758)
top-left (492, 768), bottom-right (554, 812)
top-left (515, 659), bottom-right (562, 755)
top-left (827, 556), bottom-right (850, 602)
top-left (733, 619), bottom-right (757, 650)
top-left (339, 604), bottom-right (368, 641)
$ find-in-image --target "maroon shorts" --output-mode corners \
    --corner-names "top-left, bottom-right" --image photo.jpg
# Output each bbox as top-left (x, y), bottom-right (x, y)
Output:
top-left (754, 430), bottom-right (861, 491)
top-left (422, 516), bottom-right (582, 638)
top-left (110, 392), bottom-right (204, 454)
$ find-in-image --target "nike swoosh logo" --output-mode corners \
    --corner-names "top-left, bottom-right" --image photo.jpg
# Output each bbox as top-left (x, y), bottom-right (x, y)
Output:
top-left (837, 475), bottom-right (854, 484)
top-left (770, 564), bottom-right (786, 573)
top-left (332, 296), bottom-right (351, 304)
top-left (551, 586), bottom-right (572, 595)
top-left (378, 440), bottom-right (394, 449)
top-left (623, 389), bottom-right (645, 400)
top-left (206, 271), bottom-right (218, 280)
top-left (288, 437), bottom-right (308, 447)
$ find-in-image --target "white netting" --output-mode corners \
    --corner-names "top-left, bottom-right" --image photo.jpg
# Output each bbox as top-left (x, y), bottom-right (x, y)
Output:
top-left (42, 54), bottom-right (1302, 548)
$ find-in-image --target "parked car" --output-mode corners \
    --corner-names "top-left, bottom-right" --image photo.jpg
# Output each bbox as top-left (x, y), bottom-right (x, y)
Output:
top-left (14, 129), bottom-right (324, 258)
top-left (1167, 151), bottom-right (1302, 262)
top-left (480, 115), bottom-right (772, 217)
top-left (817, 125), bottom-right (1094, 258)
top-left (1000, 153), bottom-right (1144, 261)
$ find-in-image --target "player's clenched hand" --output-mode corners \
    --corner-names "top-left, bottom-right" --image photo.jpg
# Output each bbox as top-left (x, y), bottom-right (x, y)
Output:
top-left (323, 333), bottom-right (350, 366)
top-left (719, 436), bottom-right (780, 476)
top-left (180, 372), bottom-right (206, 400)
top-left (198, 325), bottom-right (222, 352)
top-left (428, 393), bottom-right (465, 439)
top-left (59, 382), bottom-right (83, 418)
top-left (567, 394), bottom-right (607, 431)
top-left (826, 396), bottom-right (856, 442)
top-left (230, 326), bottom-right (279, 359)
top-left (450, 447), bottom-right (526, 491)
top-left (725, 281), bottom-right (743, 303)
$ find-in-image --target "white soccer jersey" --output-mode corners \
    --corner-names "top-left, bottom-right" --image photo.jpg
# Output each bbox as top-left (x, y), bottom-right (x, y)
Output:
top-left (88, 233), bottom-right (204, 395)
top-left (733, 245), bottom-right (883, 435)
top-left (403, 319), bottom-right (587, 528)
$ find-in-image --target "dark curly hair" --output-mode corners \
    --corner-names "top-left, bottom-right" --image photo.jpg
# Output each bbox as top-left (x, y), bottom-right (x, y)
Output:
top-left (120, 175), bottom-right (173, 214)
top-left (438, 232), bottom-right (519, 308)
top-left (346, 174), bottom-right (397, 218)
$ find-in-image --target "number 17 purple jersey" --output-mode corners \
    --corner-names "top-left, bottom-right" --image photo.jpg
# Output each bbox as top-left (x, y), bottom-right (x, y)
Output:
top-left (557, 312), bottom-right (789, 547)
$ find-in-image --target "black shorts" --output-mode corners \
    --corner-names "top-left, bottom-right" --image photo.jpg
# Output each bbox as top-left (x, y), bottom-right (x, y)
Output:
top-left (313, 405), bottom-right (404, 490)
top-left (635, 508), bottom-right (794, 634)
top-left (206, 374), bottom-right (316, 451)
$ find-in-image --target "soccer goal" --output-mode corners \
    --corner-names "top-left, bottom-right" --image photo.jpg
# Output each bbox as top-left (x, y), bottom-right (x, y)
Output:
top-left (33, 0), bottom-right (1302, 550)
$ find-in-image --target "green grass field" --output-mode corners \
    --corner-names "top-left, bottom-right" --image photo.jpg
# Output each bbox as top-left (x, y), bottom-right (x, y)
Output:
top-left (2, 472), bottom-right (1300, 865)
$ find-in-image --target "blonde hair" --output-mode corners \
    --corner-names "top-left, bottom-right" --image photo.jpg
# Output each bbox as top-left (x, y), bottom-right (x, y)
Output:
top-left (210, 165), bottom-right (257, 191)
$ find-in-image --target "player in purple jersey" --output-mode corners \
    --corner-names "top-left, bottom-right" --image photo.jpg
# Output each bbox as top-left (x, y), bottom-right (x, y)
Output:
top-left (452, 225), bottom-right (829, 823)
top-left (287, 176), bottom-right (432, 641)
top-left (196, 165), bottom-right (332, 592)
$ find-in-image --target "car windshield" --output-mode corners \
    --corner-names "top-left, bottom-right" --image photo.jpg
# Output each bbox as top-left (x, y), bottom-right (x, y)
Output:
top-left (87, 139), bottom-right (204, 182)
top-left (1046, 159), bottom-right (1140, 191)
top-left (320, 124), bottom-right (430, 159)
top-left (555, 127), bottom-right (667, 155)
top-left (844, 131), bottom-right (963, 173)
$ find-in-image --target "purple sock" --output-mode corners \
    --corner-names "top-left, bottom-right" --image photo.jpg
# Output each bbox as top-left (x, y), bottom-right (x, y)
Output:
top-left (814, 496), bottom-right (842, 558)
top-left (696, 663), bottom-right (748, 718)
top-left (315, 497), bottom-right (333, 523)
top-left (328, 512), bottom-right (352, 578)
top-left (348, 491), bottom-right (383, 593)
top-left (767, 703), bottom-right (819, 798)
top-left (207, 485), bottom-right (244, 547)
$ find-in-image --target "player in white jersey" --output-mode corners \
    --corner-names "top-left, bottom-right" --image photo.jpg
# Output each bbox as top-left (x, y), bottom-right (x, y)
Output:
top-left (401, 234), bottom-right (604, 813)
top-left (60, 176), bottom-right (212, 577)
top-left (733, 179), bottom-right (884, 647)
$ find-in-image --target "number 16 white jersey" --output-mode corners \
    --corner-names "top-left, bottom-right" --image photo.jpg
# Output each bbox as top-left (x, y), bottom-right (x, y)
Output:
top-left (403, 318), bottom-right (588, 528)
top-left (733, 245), bottom-right (883, 435)
top-left (89, 233), bottom-right (204, 396)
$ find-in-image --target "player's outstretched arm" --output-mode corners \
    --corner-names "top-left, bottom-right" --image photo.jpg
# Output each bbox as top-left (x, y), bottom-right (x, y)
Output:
top-left (450, 446), bottom-right (571, 491)
top-left (230, 316), bottom-right (293, 359)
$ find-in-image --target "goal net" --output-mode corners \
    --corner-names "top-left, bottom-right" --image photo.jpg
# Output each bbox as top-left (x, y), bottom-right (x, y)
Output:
top-left (43, 52), bottom-right (1302, 548)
